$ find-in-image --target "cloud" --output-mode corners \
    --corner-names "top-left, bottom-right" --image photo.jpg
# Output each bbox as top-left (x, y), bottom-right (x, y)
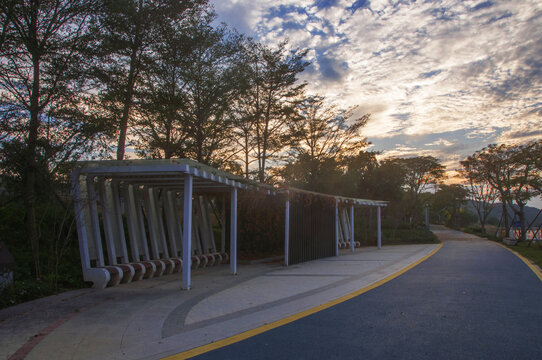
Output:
top-left (211, 0), bottom-right (542, 171)
top-left (425, 138), bottom-right (455, 147)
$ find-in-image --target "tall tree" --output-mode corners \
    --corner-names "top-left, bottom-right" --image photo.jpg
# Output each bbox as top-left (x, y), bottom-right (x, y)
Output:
top-left (132, 4), bottom-right (207, 159)
top-left (235, 40), bottom-right (309, 182)
top-left (507, 142), bottom-right (541, 240)
top-left (462, 142), bottom-right (541, 240)
top-left (390, 156), bottom-right (445, 225)
top-left (177, 17), bottom-right (246, 167)
top-left (88, 0), bottom-right (206, 160)
top-left (0, 0), bottom-right (99, 278)
top-left (432, 184), bottom-right (469, 228)
top-left (280, 95), bottom-right (369, 191)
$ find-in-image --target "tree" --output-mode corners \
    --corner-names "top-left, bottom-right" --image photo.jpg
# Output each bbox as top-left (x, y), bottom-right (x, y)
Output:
top-left (88, 0), bottom-right (206, 160)
top-left (464, 178), bottom-right (497, 235)
top-left (234, 41), bottom-right (309, 182)
top-left (462, 142), bottom-right (541, 241)
top-left (176, 18), bottom-right (246, 167)
top-left (132, 4), bottom-right (206, 159)
top-left (390, 156), bottom-right (445, 225)
top-left (507, 142), bottom-right (541, 241)
top-left (280, 95), bottom-right (370, 191)
top-left (524, 140), bottom-right (542, 194)
top-left (432, 184), bottom-right (469, 228)
top-left (0, 0), bottom-right (100, 278)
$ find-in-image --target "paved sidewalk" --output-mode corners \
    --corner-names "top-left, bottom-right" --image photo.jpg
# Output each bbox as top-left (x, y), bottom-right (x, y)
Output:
top-left (1, 243), bottom-right (439, 360)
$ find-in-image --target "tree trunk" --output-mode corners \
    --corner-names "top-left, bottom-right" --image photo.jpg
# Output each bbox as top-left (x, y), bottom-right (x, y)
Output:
top-left (519, 204), bottom-right (526, 242)
top-left (501, 202), bottom-right (509, 234)
top-left (244, 132), bottom-right (249, 179)
top-left (116, 57), bottom-right (138, 160)
top-left (26, 14), bottom-right (41, 279)
top-left (116, 12), bottom-right (142, 160)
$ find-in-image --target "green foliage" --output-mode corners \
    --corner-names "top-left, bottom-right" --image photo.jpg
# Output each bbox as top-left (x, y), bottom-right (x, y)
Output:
top-left (382, 227), bottom-right (439, 245)
top-left (431, 184), bottom-right (470, 227)
top-left (461, 140), bottom-right (542, 240)
top-left (0, 199), bottom-right (85, 309)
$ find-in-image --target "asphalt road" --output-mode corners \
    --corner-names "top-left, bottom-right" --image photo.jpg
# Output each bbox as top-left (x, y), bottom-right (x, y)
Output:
top-left (193, 229), bottom-right (542, 360)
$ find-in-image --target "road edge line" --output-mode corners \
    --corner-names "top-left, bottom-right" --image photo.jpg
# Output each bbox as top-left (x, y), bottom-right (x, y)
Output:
top-left (495, 242), bottom-right (542, 282)
top-left (162, 243), bottom-right (443, 360)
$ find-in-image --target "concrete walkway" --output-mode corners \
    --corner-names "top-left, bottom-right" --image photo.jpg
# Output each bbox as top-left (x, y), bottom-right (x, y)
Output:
top-left (1, 242), bottom-right (439, 360)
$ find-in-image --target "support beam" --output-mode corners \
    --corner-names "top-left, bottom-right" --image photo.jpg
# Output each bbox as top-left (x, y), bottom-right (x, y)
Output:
top-left (377, 206), bottom-right (382, 249)
top-left (221, 194), bottom-right (226, 254)
top-left (284, 193), bottom-right (290, 266)
top-left (71, 171), bottom-right (91, 271)
top-left (124, 184), bottom-right (141, 262)
top-left (98, 177), bottom-right (117, 265)
top-left (335, 199), bottom-right (339, 256)
top-left (111, 181), bottom-right (129, 263)
top-left (87, 176), bottom-right (105, 267)
top-left (350, 204), bottom-right (355, 252)
top-left (230, 187), bottom-right (238, 275)
top-left (182, 174), bottom-right (193, 290)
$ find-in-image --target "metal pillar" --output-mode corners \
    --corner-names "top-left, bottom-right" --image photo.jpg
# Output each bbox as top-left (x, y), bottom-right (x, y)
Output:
top-left (221, 194), bottom-right (226, 253)
top-left (86, 176), bottom-right (105, 267)
top-left (182, 174), bottom-right (193, 290)
top-left (71, 171), bottom-right (91, 270)
top-left (377, 206), bottom-right (382, 249)
top-left (98, 177), bottom-right (117, 265)
top-left (284, 193), bottom-right (290, 266)
top-left (230, 187), bottom-right (238, 275)
top-left (350, 204), bottom-right (355, 252)
top-left (335, 200), bottom-right (339, 256)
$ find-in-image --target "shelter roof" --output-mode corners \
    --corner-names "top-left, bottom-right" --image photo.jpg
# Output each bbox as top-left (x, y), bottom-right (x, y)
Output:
top-left (74, 159), bottom-right (387, 205)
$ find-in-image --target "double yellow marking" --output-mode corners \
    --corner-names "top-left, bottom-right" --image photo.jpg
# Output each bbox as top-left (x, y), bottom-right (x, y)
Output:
top-left (163, 243), bottom-right (443, 359)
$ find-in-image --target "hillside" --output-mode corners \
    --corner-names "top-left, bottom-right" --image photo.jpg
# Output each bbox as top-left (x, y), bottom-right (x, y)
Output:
top-left (466, 201), bottom-right (542, 227)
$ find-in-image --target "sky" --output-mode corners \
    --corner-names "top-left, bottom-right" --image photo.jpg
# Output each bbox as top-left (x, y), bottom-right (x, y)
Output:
top-left (212, 0), bottom-right (542, 207)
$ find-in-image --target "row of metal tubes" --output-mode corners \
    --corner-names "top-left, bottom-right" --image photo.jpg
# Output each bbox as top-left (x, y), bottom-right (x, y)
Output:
top-left (289, 198), bottom-right (336, 265)
top-left (83, 176), bottom-right (226, 269)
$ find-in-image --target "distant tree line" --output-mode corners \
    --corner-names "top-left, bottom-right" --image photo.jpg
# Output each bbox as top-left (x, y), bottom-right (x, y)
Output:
top-left (461, 140), bottom-right (542, 241)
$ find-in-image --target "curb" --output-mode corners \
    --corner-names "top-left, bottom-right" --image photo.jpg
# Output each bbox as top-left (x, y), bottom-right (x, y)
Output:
top-left (495, 242), bottom-right (542, 282)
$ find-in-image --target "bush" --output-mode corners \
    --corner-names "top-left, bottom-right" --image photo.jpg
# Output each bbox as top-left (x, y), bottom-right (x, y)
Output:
top-left (0, 199), bottom-right (85, 309)
top-left (382, 227), bottom-right (438, 245)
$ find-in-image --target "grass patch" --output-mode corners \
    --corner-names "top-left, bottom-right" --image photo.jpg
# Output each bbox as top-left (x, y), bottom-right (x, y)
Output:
top-left (461, 226), bottom-right (542, 269)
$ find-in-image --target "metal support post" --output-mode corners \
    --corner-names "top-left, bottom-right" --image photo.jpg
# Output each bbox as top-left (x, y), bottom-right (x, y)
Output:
top-left (377, 206), bottom-right (382, 249)
top-left (350, 204), bottom-right (355, 252)
top-left (182, 174), bottom-right (193, 290)
top-left (285, 193), bottom-right (290, 266)
top-left (335, 199), bottom-right (339, 256)
top-left (230, 187), bottom-right (238, 275)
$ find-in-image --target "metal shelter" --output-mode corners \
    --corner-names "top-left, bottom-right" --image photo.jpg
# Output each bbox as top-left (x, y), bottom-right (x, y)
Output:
top-left (72, 159), bottom-right (244, 289)
top-left (72, 159), bottom-right (387, 289)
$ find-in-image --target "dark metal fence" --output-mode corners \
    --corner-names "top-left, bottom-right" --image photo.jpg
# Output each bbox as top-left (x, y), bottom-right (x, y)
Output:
top-left (289, 192), bottom-right (336, 265)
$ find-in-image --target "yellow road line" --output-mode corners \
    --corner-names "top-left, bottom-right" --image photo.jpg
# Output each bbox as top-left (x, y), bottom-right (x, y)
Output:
top-left (496, 242), bottom-right (542, 282)
top-left (162, 243), bottom-right (443, 360)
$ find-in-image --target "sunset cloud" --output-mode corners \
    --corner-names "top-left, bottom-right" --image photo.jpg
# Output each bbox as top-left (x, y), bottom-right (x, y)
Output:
top-left (213, 0), bottom-right (542, 166)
